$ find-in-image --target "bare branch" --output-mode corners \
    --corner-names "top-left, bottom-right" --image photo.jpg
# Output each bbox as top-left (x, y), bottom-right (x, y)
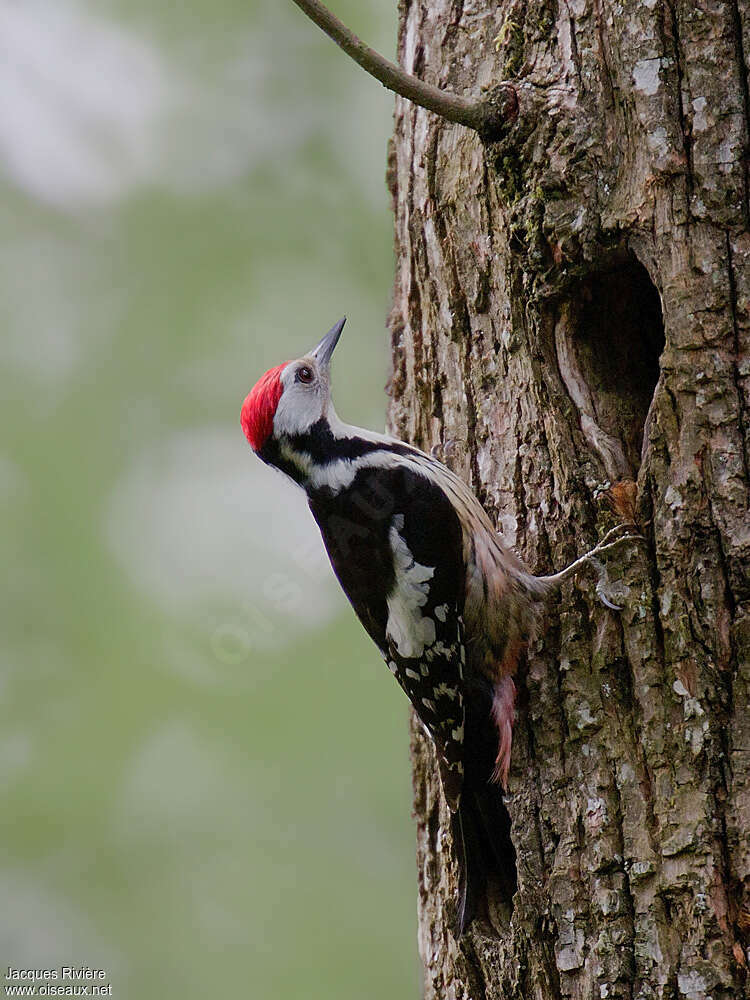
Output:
top-left (289, 0), bottom-right (516, 138)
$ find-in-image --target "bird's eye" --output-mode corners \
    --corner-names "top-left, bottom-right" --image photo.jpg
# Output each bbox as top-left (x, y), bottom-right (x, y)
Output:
top-left (296, 365), bottom-right (314, 384)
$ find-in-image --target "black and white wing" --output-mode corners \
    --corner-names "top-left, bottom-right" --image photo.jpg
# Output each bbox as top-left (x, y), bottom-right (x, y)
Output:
top-left (309, 460), bottom-right (517, 932)
top-left (381, 511), bottom-right (466, 809)
top-left (308, 463), bottom-right (466, 808)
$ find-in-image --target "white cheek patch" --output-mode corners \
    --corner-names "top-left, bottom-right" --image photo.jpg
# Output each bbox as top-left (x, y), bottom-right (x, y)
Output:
top-left (273, 366), bottom-right (324, 438)
top-left (386, 517), bottom-right (436, 659)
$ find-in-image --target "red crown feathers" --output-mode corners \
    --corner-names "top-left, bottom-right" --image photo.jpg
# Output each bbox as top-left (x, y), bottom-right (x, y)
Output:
top-left (240, 362), bottom-right (288, 451)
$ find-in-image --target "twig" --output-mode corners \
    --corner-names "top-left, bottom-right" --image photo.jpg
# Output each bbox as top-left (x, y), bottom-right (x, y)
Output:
top-left (289, 0), bottom-right (517, 138)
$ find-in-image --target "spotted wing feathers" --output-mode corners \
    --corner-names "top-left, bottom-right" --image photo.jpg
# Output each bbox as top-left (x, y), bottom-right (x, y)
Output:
top-left (308, 464), bottom-right (466, 808)
top-left (383, 514), bottom-right (465, 809)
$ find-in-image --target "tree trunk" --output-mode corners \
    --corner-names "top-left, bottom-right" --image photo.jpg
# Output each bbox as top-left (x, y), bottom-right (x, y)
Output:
top-left (385, 1), bottom-right (750, 996)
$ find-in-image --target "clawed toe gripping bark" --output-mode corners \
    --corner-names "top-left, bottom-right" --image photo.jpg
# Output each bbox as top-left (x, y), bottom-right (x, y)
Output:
top-left (536, 524), bottom-right (645, 610)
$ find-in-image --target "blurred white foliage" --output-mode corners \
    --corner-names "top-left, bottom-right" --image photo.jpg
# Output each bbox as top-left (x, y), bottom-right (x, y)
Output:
top-left (0, 0), bottom-right (175, 205)
top-left (0, 871), bottom-right (120, 971)
top-left (104, 427), bottom-right (342, 633)
top-left (0, 453), bottom-right (25, 502)
top-left (114, 719), bottom-right (253, 839)
top-left (0, 0), bottom-right (392, 207)
top-left (0, 731), bottom-right (32, 790)
top-left (0, 234), bottom-right (121, 385)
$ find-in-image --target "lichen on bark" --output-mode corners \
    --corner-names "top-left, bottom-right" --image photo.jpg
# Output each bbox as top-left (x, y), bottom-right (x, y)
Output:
top-left (386, 1), bottom-right (750, 997)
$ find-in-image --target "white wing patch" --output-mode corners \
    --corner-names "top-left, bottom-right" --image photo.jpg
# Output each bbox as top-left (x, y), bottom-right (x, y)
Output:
top-left (385, 515), bottom-right (437, 659)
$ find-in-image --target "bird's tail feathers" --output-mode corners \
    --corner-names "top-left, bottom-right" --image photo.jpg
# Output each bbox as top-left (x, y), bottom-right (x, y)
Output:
top-left (452, 778), bottom-right (516, 936)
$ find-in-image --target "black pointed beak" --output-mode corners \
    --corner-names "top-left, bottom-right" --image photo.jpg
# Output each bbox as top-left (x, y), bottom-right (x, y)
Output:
top-left (309, 317), bottom-right (346, 368)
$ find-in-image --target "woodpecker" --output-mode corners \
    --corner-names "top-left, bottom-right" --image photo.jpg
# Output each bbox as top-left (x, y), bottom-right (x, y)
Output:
top-left (240, 318), bottom-right (640, 934)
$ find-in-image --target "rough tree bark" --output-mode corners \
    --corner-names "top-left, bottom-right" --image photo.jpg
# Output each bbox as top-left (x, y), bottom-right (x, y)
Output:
top-left (385, 1), bottom-right (750, 997)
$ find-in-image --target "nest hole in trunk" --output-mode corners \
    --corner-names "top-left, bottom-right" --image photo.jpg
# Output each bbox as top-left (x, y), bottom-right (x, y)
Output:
top-left (554, 255), bottom-right (665, 479)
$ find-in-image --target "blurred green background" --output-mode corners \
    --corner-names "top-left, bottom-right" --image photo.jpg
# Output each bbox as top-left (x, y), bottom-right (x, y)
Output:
top-left (0, 1), bottom-right (418, 996)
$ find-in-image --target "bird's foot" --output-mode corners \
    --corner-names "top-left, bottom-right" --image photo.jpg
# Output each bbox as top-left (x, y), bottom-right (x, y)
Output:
top-left (537, 524), bottom-right (646, 609)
